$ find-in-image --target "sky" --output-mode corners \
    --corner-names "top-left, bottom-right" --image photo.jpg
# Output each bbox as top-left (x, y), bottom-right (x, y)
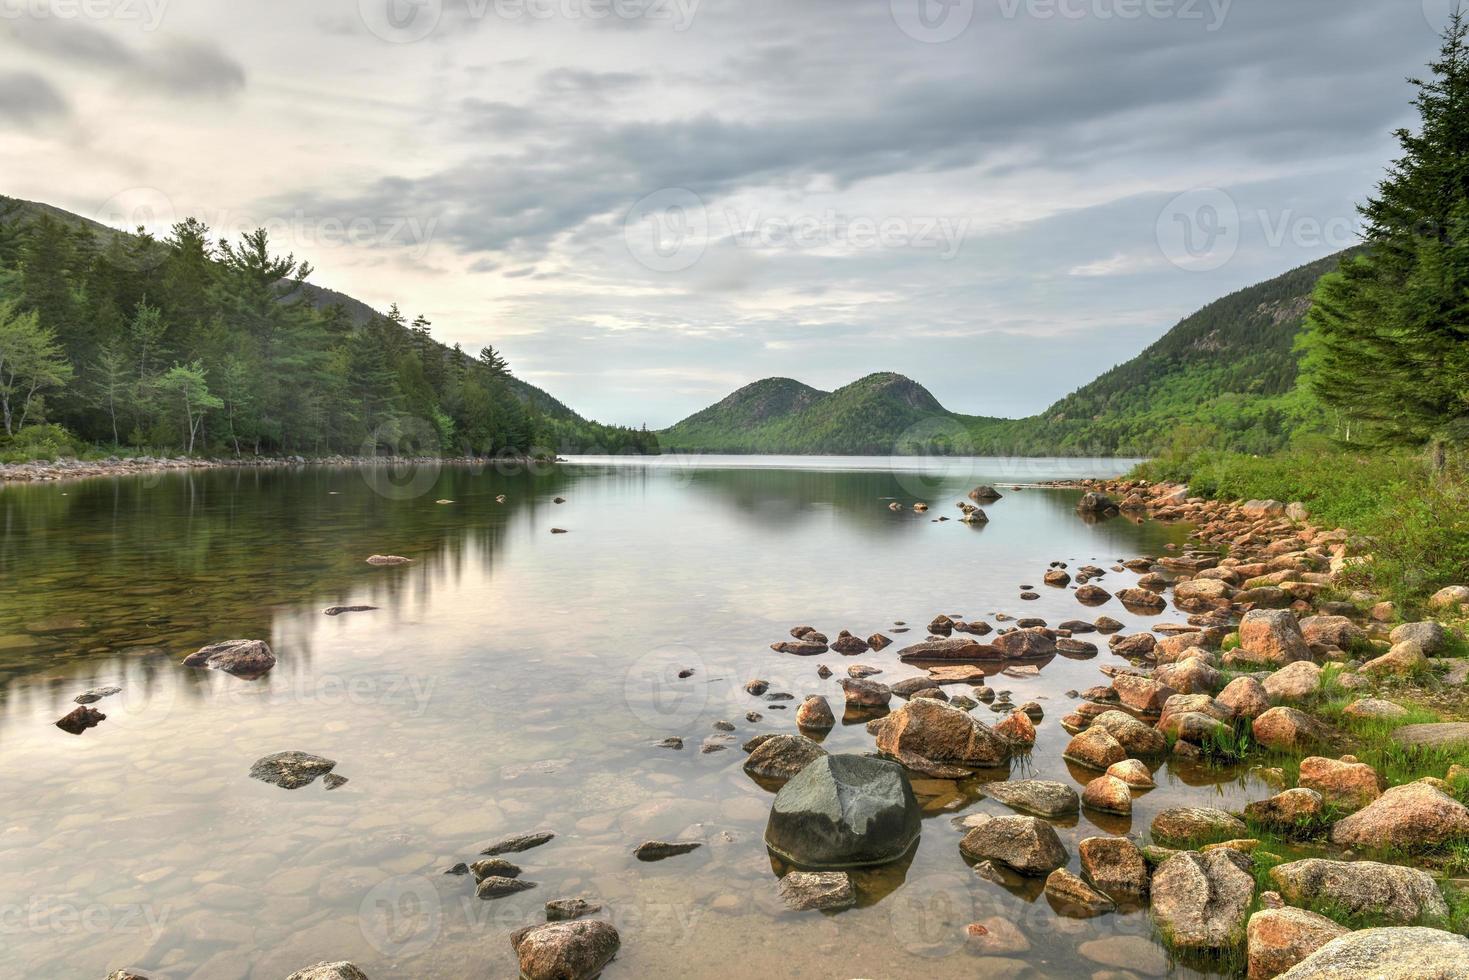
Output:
top-left (0, 0), bottom-right (1455, 428)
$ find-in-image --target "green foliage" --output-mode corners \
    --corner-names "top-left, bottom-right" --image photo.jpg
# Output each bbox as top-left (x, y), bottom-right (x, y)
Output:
top-left (1299, 13), bottom-right (1469, 452)
top-left (1133, 447), bottom-right (1469, 607)
top-left (0, 197), bottom-right (658, 458)
top-left (0, 422), bottom-right (80, 463)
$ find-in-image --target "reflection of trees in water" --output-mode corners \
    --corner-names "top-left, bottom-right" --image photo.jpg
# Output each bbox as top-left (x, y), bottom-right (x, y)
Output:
top-left (0, 463), bottom-right (580, 694)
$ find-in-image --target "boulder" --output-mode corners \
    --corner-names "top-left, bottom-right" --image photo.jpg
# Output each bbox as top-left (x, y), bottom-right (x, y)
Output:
top-left (1218, 676), bottom-right (1271, 720)
top-left (1246, 907), bottom-right (1349, 980)
top-left (1393, 723), bottom-right (1469, 751)
top-left (771, 639), bottom-right (828, 656)
top-left (1082, 774), bottom-right (1133, 815)
top-left (1150, 850), bottom-right (1255, 950)
top-left (1159, 710), bottom-right (1232, 747)
top-left (1274, 926), bottom-right (1469, 979)
top-left (993, 710), bottom-right (1036, 745)
top-left (510, 920), bottom-right (620, 980)
top-left (1045, 867), bottom-right (1116, 917)
top-left (765, 755), bottom-right (920, 868)
top-left (898, 637), bottom-right (997, 663)
top-left (990, 628), bottom-right (1057, 659)
top-left (981, 779), bottom-right (1079, 818)
top-left (1118, 589), bottom-right (1168, 614)
top-left (1063, 726), bottom-right (1127, 770)
top-left (1361, 642), bottom-right (1427, 677)
top-left (1269, 859), bottom-right (1448, 925)
top-left (1113, 674), bottom-right (1176, 715)
top-left (875, 697), bottom-right (1011, 773)
top-left (1389, 621), bottom-right (1448, 656)
top-left (970, 485), bottom-right (1004, 501)
top-left (480, 831), bottom-right (555, 856)
top-left (1090, 709), bottom-right (1169, 756)
top-left (1253, 707), bottom-right (1329, 752)
top-left (830, 630), bottom-right (869, 655)
top-left (1079, 835), bottom-right (1150, 900)
top-left (743, 734), bottom-right (827, 782)
top-left (479, 876), bottom-right (536, 899)
top-left (1151, 806), bottom-right (1248, 847)
top-left (1155, 657), bottom-right (1223, 695)
top-left (776, 871), bottom-right (856, 911)
top-left (1341, 698), bottom-right (1409, 722)
top-left (1110, 632), bottom-right (1158, 659)
top-left (634, 841), bottom-right (701, 861)
top-left (839, 677), bottom-right (892, 708)
top-left (1076, 492), bottom-right (1117, 513)
top-left (1328, 782), bottom-right (1469, 851)
top-left (1106, 759), bottom-right (1156, 788)
top-left (1299, 616), bottom-right (1365, 651)
top-left (1298, 757), bottom-right (1383, 811)
top-left (286, 965), bottom-right (370, 980)
top-left (795, 696), bottom-right (835, 731)
top-left (1428, 586), bottom-right (1469, 610)
top-left (959, 814), bottom-right (1067, 876)
top-left (1234, 610), bottom-right (1312, 668)
top-left (1075, 584), bottom-right (1114, 605)
top-left (181, 639), bottom-right (276, 677)
top-left (1264, 661), bottom-right (1324, 701)
top-left (1243, 788), bottom-right (1325, 833)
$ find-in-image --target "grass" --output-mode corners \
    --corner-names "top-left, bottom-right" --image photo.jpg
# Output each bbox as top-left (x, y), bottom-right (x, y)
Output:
top-left (1132, 445), bottom-right (1469, 611)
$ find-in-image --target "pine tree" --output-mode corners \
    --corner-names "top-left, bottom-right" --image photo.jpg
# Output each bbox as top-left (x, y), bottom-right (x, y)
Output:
top-left (1302, 10), bottom-right (1469, 449)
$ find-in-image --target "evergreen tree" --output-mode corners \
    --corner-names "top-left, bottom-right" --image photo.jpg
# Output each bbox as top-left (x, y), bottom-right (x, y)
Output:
top-left (1302, 11), bottom-right (1469, 449)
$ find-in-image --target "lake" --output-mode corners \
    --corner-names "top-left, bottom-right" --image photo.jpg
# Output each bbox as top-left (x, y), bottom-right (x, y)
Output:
top-left (0, 455), bottom-right (1273, 978)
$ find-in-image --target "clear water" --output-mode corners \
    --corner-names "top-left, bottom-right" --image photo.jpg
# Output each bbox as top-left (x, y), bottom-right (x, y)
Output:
top-left (0, 456), bottom-right (1272, 979)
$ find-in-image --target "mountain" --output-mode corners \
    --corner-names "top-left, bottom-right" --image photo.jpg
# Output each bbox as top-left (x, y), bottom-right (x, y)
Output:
top-left (664, 252), bottom-right (1354, 456)
top-left (662, 372), bottom-right (1000, 454)
top-left (0, 193), bottom-right (625, 449)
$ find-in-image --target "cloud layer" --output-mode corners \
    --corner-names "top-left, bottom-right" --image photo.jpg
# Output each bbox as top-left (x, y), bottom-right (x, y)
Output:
top-left (0, 0), bottom-right (1449, 426)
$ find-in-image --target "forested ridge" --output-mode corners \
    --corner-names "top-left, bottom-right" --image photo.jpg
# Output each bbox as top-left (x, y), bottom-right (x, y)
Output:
top-left (662, 253), bottom-right (1351, 457)
top-left (0, 197), bottom-right (658, 462)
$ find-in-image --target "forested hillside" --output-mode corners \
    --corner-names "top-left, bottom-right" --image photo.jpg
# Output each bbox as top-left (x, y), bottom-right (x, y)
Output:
top-left (662, 373), bottom-right (1000, 454)
top-left (0, 196), bottom-right (657, 461)
top-left (665, 253), bottom-right (1355, 457)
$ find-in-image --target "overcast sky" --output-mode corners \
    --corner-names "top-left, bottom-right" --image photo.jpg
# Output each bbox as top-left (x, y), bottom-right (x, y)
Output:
top-left (0, 0), bottom-right (1453, 427)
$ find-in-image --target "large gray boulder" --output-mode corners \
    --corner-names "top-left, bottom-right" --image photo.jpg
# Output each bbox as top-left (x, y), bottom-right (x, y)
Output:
top-left (1150, 850), bottom-right (1255, 950)
top-left (1269, 859), bottom-right (1449, 926)
top-left (764, 754), bottom-right (921, 869)
top-left (1276, 926), bottom-right (1469, 979)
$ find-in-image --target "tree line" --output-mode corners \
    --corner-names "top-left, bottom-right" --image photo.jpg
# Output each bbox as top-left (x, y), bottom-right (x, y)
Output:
top-left (0, 208), bottom-right (658, 460)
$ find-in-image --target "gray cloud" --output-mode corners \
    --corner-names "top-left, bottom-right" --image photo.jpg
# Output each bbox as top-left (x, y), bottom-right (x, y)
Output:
top-left (5, 18), bottom-right (245, 100)
top-left (0, 71), bottom-right (70, 128)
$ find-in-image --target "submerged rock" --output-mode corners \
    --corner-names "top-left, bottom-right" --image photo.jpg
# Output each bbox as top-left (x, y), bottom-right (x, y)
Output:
top-left (777, 871), bottom-right (856, 911)
top-left (365, 555), bottom-right (412, 566)
top-left (323, 605), bottom-right (378, 616)
top-left (248, 751), bottom-right (337, 790)
top-left (511, 920), bottom-right (620, 980)
top-left (73, 685), bottom-right (122, 705)
top-left (764, 754), bottom-right (921, 868)
top-left (481, 831), bottom-right (556, 856)
top-left (545, 898), bottom-right (602, 922)
top-left (634, 841), bottom-right (702, 861)
top-left (1045, 868), bottom-right (1115, 917)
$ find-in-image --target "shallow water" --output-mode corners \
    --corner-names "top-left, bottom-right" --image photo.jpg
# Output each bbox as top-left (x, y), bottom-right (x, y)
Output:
top-left (0, 456), bottom-right (1277, 979)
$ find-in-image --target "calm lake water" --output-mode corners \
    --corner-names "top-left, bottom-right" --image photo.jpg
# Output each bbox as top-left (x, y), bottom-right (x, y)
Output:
top-left (0, 456), bottom-right (1276, 979)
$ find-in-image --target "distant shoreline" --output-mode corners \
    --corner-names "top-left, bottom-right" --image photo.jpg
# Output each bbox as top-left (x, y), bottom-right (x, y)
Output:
top-left (0, 454), bottom-right (559, 486)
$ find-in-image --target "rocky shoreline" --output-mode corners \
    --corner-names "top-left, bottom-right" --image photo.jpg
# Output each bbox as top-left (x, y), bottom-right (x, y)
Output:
top-left (0, 453), bottom-right (558, 485)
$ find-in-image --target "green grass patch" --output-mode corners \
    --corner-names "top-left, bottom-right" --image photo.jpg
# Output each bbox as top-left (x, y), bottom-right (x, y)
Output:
top-left (1132, 447), bottom-right (1469, 610)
